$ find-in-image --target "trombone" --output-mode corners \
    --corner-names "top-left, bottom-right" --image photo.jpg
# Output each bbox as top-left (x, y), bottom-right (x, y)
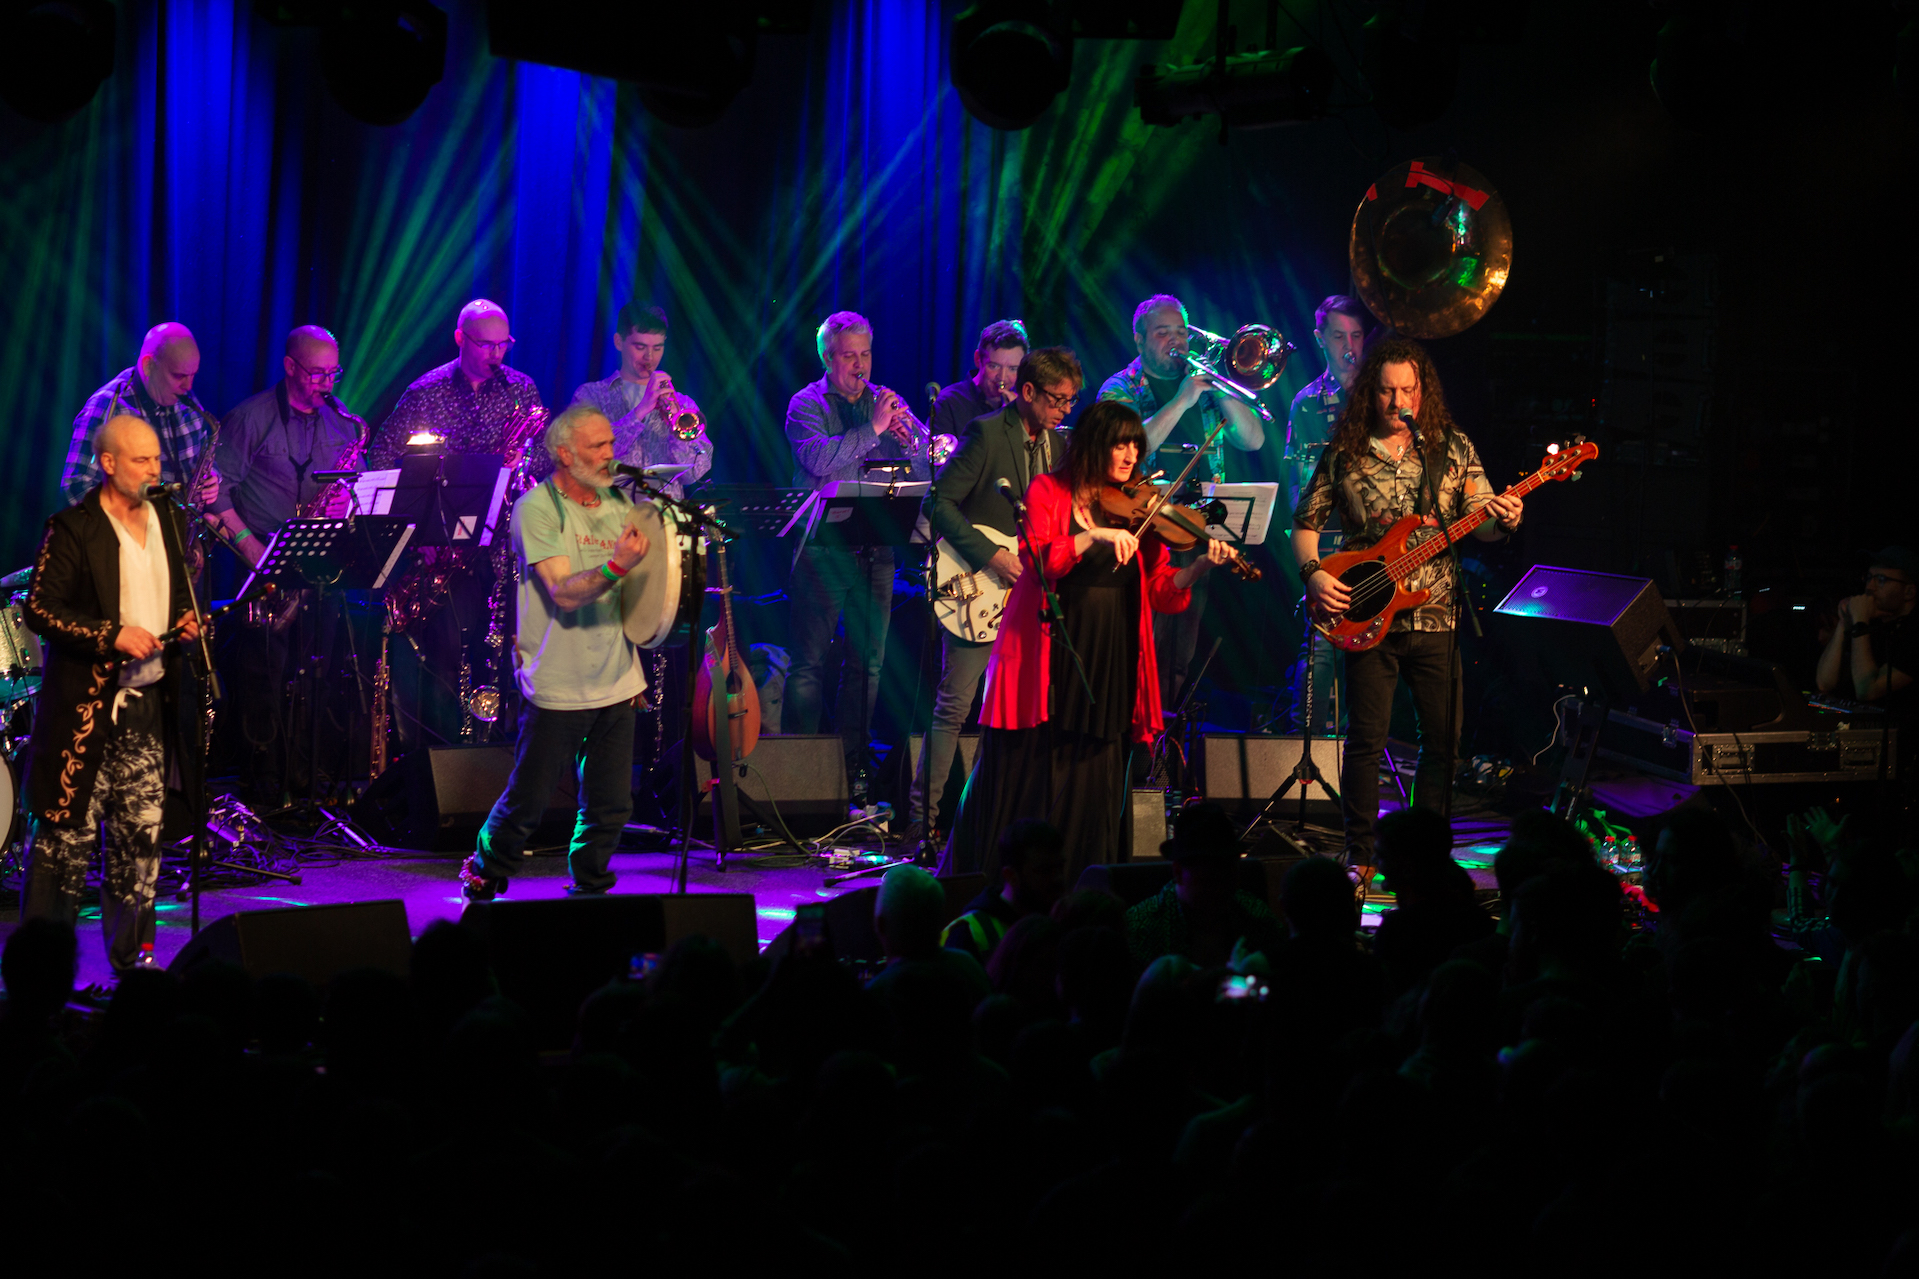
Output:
top-left (1184, 324), bottom-right (1295, 423)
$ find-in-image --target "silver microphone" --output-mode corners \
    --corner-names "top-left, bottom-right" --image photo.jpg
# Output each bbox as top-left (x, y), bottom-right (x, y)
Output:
top-left (144, 482), bottom-right (185, 499)
top-left (995, 476), bottom-right (1026, 512)
top-left (924, 381), bottom-right (942, 410)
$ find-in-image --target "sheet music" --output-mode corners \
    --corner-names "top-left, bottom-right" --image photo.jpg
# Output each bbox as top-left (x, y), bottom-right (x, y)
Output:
top-left (1200, 482), bottom-right (1279, 546)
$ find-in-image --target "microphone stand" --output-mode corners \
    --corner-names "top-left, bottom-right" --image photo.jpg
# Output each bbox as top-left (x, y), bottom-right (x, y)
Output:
top-left (1405, 413), bottom-right (1477, 823)
top-left (152, 489), bottom-right (220, 937)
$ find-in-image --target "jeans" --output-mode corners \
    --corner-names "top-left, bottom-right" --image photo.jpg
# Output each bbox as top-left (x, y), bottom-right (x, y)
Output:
top-left (909, 630), bottom-right (991, 828)
top-left (1341, 629), bottom-right (1461, 864)
top-left (23, 689), bottom-right (165, 973)
top-left (783, 545), bottom-right (893, 766)
top-left (473, 698), bottom-right (635, 891)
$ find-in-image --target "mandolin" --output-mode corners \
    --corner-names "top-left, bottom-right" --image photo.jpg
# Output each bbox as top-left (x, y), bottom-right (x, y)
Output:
top-left (690, 532), bottom-right (762, 764)
top-left (1311, 440), bottom-right (1597, 652)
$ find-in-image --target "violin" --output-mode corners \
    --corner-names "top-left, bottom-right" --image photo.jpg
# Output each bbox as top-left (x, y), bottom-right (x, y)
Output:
top-left (1095, 479), bottom-right (1262, 581)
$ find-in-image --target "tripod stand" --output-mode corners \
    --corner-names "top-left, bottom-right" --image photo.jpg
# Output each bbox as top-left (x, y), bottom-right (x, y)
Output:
top-left (1241, 622), bottom-right (1341, 852)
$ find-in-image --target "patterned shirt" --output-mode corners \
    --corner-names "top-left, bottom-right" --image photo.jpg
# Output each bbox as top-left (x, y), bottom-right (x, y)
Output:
top-left (783, 375), bottom-right (930, 490)
top-left (559, 373), bottom-right (713, 499)
top-left (1292, 428), bottom-right (1495, 633)
top-left (1286, 370), bottom-right (1349, 541)
top-left (63, 367), bottom-right (220, 507)
top-left (1097, 356), bottom-right (1227, 482)
top-left (366, 359), bottom-right (545, 469)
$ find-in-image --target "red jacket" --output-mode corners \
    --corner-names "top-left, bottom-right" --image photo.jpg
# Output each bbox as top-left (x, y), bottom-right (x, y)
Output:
top-left (978, 471), bottom-right (1192, 743)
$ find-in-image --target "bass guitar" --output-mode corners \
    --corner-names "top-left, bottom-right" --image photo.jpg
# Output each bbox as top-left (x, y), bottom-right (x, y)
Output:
top-left (1311, 440), bottom-right (1598, 652)
top-left (690, 532), bottom-right (762, 764)
top-left (932, 525), bottom-right (1019, 644)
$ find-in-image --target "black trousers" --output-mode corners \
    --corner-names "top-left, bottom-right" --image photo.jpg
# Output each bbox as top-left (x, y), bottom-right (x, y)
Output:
top-left (1341, 629), bottom-right (1461, 863)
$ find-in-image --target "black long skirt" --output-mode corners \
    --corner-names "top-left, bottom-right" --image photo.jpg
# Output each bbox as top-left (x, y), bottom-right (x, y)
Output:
top-left (940, 722), bottom-right (1134, 885)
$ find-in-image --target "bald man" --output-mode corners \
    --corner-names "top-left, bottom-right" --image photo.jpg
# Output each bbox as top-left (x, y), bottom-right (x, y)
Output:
top-left (23, 415), bottom-right (202, 974)
top-left (211, 325), bottom-right (364, 566)
top-left (366, 299), bottom-right (546, 752)
top-left (63, 322), bottom-right (222, 509)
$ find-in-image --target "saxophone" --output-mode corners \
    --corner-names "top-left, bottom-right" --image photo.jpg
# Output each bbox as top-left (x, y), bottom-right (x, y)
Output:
top-left (465, 397), bottom-right (547, 739)
top-left (370, 623), bottom-right (391, 778)
top-left (295, 395), bottom-right (371, 519)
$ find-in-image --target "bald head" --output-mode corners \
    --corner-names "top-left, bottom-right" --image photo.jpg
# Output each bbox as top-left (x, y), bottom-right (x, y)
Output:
top-left (284, 325), bottom-right (342, 411)
top-left (286, 324), bottom-right (338, 361)
top-left (137, 322), bottom-right (199, 407)
top-left (96, 415), bottom-right (161, 503)
top-left (454, 299), bottom-right (512, 385)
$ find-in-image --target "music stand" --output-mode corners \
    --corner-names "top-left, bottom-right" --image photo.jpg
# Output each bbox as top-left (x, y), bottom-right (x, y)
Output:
top-left (1200, 482), bottom-right (1281, 545)
top-left (798, 479), bottom-right (931, 550)
top-left (352, 454), bottom-right (511, 548)
top-left (694, 485), bottom-right (815, 540)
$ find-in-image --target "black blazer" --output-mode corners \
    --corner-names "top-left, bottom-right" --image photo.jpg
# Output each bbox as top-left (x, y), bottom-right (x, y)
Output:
top-left (22, 487), bottom-right (197, 828)
top-left (922, 406), bottom-right (1064, 571)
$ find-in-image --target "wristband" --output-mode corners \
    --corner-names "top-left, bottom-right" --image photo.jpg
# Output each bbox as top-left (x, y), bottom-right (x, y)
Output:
top-left (1299, 559), bottom-right (1320, 581)
top-left (598, 563), bottom-right (621, 584)
top-left (234, 528), bottom-right (252, 543)
top-left (602, 557), bottom-right (629, 577)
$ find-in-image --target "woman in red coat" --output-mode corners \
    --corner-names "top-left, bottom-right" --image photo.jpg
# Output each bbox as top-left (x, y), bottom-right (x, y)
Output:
top-left (945, 401), bottom-right (1234, 881)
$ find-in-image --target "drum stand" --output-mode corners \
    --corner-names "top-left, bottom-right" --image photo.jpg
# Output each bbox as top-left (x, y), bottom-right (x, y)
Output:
top-left (1242, 624), bottom-right (1342, 854)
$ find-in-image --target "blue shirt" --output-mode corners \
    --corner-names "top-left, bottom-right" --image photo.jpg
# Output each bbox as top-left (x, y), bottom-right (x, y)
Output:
top-left (212, 381), bottom-right (364, 536)
top-left (63, 367), bottom-right (220, 507)
top-left (784, 375), bottom-right (930, 490)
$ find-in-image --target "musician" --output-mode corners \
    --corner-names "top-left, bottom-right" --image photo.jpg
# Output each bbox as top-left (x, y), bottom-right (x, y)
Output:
top-left (1098, 294), bottom-right (1265, 712)
top-left (1815, 546), bottom-right (1917, 719)
top-left (1283, 295), bottom-right (1368, 733)
top-left (21, 416), bottom-right (201, 974)
top-left (929, 319), bottom-right (1029, 441)
top-left (1293, 339), bottom-right (1521, 868)
top-left (912, 345), bottom-right (1079, 847)
top-left (782, 311), bottom-right (930, 778)
top-left (459, 405), bottom-right (648, 901)
top-left (562, 301), bottom-right (712, 500)
top-left (63, 321), bottom-right (221, 510)
top-left (368, 299), bottom-right (545, 752)
top-left (945, 401), bottom-right (1233, 882)
top-left (208, 325), bottom-right (365, 804)
top-left (209, 325), bottom-right (361, 565)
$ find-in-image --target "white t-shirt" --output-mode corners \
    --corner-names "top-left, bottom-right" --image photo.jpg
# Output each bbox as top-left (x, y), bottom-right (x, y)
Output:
top-left (108, 501), bottom-right (170, 688)
top-left (511, 480), bottom-right (645, 711)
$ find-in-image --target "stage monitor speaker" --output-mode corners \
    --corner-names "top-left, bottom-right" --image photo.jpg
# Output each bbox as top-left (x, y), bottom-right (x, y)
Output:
top-left (351, 745), bottom-right (576, 851)
top-left (460, 893), bottom-right (758, 1049)
top-left (1492, 565), bottom-right (1683, 699)
top-left (692, 734), bottom-right (847, 837)
top-left (169, 900), bottom-right (413, 991)
top-left (1195, 734), bottom-right (1341, 819)
top-left (1131, 789), bottom-right (1169, 858)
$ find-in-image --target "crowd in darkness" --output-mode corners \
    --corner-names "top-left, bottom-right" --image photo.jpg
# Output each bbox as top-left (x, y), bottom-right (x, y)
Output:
top-left (1, 798), bottom-right (1917, 1276)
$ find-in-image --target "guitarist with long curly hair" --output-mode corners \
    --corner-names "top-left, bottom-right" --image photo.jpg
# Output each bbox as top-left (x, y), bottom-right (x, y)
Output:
top-left (1290, 338), bottom-right (1523, 868)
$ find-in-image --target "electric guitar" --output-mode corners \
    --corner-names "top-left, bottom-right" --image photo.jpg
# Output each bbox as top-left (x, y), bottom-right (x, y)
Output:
top-left (1311, 440), bottom-right (1598, 652)
top-left (932, 525), bottom-right (1019, 644)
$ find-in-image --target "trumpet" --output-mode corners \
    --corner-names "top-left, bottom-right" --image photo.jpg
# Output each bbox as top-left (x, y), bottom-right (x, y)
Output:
top-left (658, 378), bottom-right (705, 442)
top-left (1184, 324), bottom-right (1295, 424)
top-left (870, 382), bottom-right (931, 460)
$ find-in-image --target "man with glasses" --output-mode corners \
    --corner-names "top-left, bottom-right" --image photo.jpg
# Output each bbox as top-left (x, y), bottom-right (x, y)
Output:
top-left (911, 345), bottom-right (1079, 851)
top-left (929, 319), bottom-right (1029, 442)
top-left (367, 299), bottom-right (545, 754)
top-left (1098, 293), bottom-right (1265, 713)
top-left (210, 325), bottom-right (361, 565)
top-left (63, 321), bottom-right (222, 510)
top-left (1817, 546), bottom-right (1918, 719)
top-left (208, 325), bottom-right (367, 803)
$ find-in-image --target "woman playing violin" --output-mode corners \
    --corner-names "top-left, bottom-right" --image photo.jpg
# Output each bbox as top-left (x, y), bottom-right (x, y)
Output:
top-left (944, 401), bottom-right (1233, 882)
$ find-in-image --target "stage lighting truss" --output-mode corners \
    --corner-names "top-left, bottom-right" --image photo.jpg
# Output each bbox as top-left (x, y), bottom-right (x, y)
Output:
top-left (1135, 43), bottom-right (1334, 131)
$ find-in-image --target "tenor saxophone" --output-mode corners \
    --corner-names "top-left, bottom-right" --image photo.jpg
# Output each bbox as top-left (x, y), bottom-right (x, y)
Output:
top-left (295, 395), bottom-right (371, 519)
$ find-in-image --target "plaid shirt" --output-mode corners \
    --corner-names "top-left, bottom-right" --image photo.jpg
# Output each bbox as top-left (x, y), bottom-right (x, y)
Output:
top-left (1293, 428), bottom-right (1494, 633)
top-left (1097, 356), bottom-right (1227, 480)
top-left (63, 367), bottom-right (220, 506)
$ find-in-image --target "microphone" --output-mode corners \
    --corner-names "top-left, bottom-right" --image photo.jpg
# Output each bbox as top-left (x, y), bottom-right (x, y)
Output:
top-left (995, 476), bottom-right (1026, 512)
top-left (924, 381), bottom-right (941, 410)
top-left (144, 482), bottom-right (184, 499)
top-left (613, 462), bottom-right (652, 481)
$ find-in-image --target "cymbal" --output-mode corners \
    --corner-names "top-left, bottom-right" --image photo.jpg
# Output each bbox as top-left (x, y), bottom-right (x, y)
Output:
top-left (0, 567), bottom-right (31, 590)
top-left (1349, 157), bottom-right (1512, 340)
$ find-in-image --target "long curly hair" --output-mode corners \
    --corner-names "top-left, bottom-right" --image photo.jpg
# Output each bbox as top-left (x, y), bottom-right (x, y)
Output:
top-left (1058, 400), bottom-right (1148, 502)
top-left (1328, 337), bottom-right (1458, 468)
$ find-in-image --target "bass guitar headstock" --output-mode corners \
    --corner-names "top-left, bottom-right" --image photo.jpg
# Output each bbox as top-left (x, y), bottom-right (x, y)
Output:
top-left (1533, 437), bottom-right (1599, 482)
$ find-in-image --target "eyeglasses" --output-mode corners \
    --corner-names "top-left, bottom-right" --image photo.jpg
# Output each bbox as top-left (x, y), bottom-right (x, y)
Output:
top-left (466, 336), bottom-right (516, 354)
top-left (290, 356), bottom-right (344, 384)
top-left (1867, 572), bottom-right (1912, 587)
top-left (1038, 388), bottom-right (1079, 411)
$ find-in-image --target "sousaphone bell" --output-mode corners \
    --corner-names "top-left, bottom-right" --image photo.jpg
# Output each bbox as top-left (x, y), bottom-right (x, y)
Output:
top-left (1350, 157), bottom-right (1512, 340)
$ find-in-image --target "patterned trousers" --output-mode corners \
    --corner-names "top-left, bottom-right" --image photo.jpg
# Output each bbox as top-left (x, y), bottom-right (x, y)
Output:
top-left (23, 687), bottom-right (166, 974)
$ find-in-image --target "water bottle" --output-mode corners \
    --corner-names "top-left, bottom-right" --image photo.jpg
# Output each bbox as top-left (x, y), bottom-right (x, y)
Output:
top-left (1722, 545), bottom-right (1742, 598)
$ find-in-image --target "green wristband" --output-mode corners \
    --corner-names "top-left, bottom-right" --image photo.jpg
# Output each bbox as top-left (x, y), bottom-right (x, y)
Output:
top-left (598, 562), bottom-right (620, 584)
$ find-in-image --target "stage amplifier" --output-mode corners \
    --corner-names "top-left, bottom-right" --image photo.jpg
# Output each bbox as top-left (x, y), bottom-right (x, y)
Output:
top-left (1195, 733), bottom-right (1341, 819)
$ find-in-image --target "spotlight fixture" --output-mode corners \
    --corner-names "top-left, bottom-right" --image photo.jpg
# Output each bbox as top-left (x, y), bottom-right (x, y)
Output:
top-left (950, 2), bottom-right (1074, 131)
top-left (318, 2), bottom-right (448, 127)
top-left (0, 0), bottom-right (117, 123)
